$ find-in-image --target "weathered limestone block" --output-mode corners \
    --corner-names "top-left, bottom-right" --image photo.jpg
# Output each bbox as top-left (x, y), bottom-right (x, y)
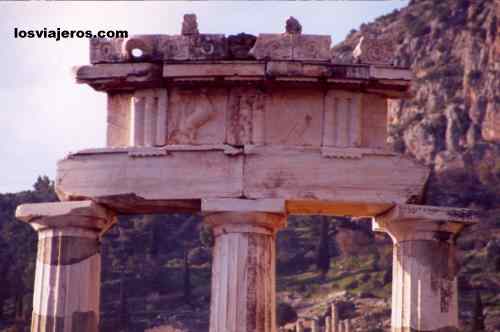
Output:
top-left (243, 145), bottom-right (429, 207)
top-left (167, 87), bottom-right (227, 145)
top-left (56, 144), bottom-right (429, 215)
top-left (360, 93), bottom-right (388, 149)
top-left (132, 89), bottom-right (168, 147)
top-left (324, 91), bottom-right (362, 148)
top-left (227, 33), bottom-right (257, 59)
top-left (181, 14), bottom-right (199, 36)
top-left (160, 34), bottom-right (228, 61)
top-left (163, 63), bottom-right (265, 78)
top-left (107, 92), bottom-right (132, 147)
top-left (293, 35), bottom-right (331, 61)
top-left (226, 87), bottom-right (266, 146)
top-left (285, 17), bottom-right (302, 35)
top-left (266, 61), bottom-right (329, 78)
top-left (373, 204), bottom-right (481, 332)
top-left (89, 37), bottom-right (125, 64)
top-left (56, 146), bottom-right (244, 201)
top-left (204, 212), bottom-right (286, 332)
top-left (16, 201), bottom-right (116, 332)
top-left (106, 88), bottom-right (168, 148)
top-left (90, 33), bottom-right (228, 64)
top-left (250, 34), bottom-right (331, 61)
top-left (75, 63), bottom-right (163, 91)
top-left (264, 88), bottom-right (323, 146)
top-left (352, 36), bottom-right (395, 66)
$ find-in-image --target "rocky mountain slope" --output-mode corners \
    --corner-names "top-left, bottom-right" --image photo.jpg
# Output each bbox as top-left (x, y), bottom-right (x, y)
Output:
top-left (333, 0), bottom-right (499, 209)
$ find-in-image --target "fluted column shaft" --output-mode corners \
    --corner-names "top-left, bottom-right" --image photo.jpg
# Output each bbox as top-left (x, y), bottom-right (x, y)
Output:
top-left (205, 212), bottom-right (285, 332)
top-left (32, 227), bottom-right (101, 332)
top-left (374, 218), bottom-right (462, 332)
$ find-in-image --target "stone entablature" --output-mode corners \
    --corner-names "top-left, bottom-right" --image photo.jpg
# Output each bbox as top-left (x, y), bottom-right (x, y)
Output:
top-left (76, 15), bottom-right (412, 156)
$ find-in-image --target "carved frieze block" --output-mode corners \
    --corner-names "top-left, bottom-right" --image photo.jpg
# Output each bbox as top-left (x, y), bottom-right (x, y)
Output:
top-left (167, 87), bottom-right (227, 145)
top-left (90, 38), bottom-right (125, 64)
top-left (250, 33), bottom-right (293, 60)
top-left (250, 33), bottom-right (331, 61)
top-left (159, 34), bottom-right (228, 60)
top-left (226, 87), bottom-right (266, 145)
top-left (264, 88), bottom-right (323, 146)
top-left (292, 35), bottom-right (331, 61)
top-left (91, 34), bottom-right (228, 63)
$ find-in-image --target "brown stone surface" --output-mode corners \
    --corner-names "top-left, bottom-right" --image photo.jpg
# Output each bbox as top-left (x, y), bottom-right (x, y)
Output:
top-left (181, 14), bottom-right (199, 36)
top-left (250, 33), bottom-right (331, 61)
top-left (167, 87), bottom-right (227, 145)
top-left (55, 145), bottom-right (430, 215)
top-left (285, 17), bottom-right (302, 34)
top-left (227, 33), bottom-right (257, 59)
top-left (72, 311), bottom-right (98, 332)
top-left (31, 313), bottom-right (65, 332)
top-left (38, 236), bottom-right (99, 266)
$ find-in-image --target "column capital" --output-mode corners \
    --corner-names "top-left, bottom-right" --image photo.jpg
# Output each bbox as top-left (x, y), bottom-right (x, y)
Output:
top-left (16, 200), bottom-right (116, 234)
top-left (373, 204), bottom-right (480, 243)
top-left (204, 211), bottom-right (286, 237)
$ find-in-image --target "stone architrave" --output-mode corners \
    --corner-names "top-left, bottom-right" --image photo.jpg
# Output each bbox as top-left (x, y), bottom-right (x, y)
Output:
top-left (16, 201), bottom-right (116, 332)
top-left (204, 211), bottom-right (286, 332)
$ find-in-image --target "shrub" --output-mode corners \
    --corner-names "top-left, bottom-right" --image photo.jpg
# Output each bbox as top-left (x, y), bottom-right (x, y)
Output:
top-left (276, 302), bottom-right (298, 326)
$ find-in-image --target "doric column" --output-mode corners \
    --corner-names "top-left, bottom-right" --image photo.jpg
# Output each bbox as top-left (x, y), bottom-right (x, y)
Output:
top-left (373, 204), bottom-right (480, 332)
top-left (311, 319), bottom-right (319, 332)
top-left (331, 303), bottom-right (338, 332)
top-left (203, 199), bottom-right (286, 332)
top-left (16, 201), bottom-right (116, 332)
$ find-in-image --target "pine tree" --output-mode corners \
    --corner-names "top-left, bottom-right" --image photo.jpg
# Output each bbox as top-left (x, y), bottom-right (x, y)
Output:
top-left (472, 290), bottom-right (485, 331)
top-left (316, 217), bottom-right (331, 278)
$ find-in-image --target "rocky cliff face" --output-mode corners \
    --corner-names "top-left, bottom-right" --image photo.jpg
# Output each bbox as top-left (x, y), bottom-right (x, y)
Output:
top-left (333, 0), bottom-right (500, 209)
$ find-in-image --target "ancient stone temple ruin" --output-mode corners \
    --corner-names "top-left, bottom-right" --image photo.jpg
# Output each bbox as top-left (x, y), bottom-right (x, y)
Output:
top-left (16, 15), bottom-right (482, 332)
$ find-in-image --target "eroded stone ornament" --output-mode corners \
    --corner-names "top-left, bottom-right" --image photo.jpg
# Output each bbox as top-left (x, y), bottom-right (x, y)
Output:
top-left (286, 16), bottom-right (302, 34)
top-left (352, 36), bottom-right (396, 65)
top-left (182, 13), bottom-right (199, 36)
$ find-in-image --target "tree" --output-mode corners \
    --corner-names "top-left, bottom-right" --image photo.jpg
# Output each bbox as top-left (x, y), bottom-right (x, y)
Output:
top-left (183, 246), bottom-right (192, 302)
top-left (276, 302), bottom-right (297, 327)
top-left (32, 175), bottom-right (58, 202)
top-left (199, 224), bottom-right (214, 248)
top-left (0, 269), bottom-right (10, 320)
top-left (316, 217), bottom-right (331, 278)
top-left (150, 219), bottom-right (162, 257)
top-left (118, 275), bottom-right (130, 331)
top-left (472, 290), bottom-right (485, 331)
